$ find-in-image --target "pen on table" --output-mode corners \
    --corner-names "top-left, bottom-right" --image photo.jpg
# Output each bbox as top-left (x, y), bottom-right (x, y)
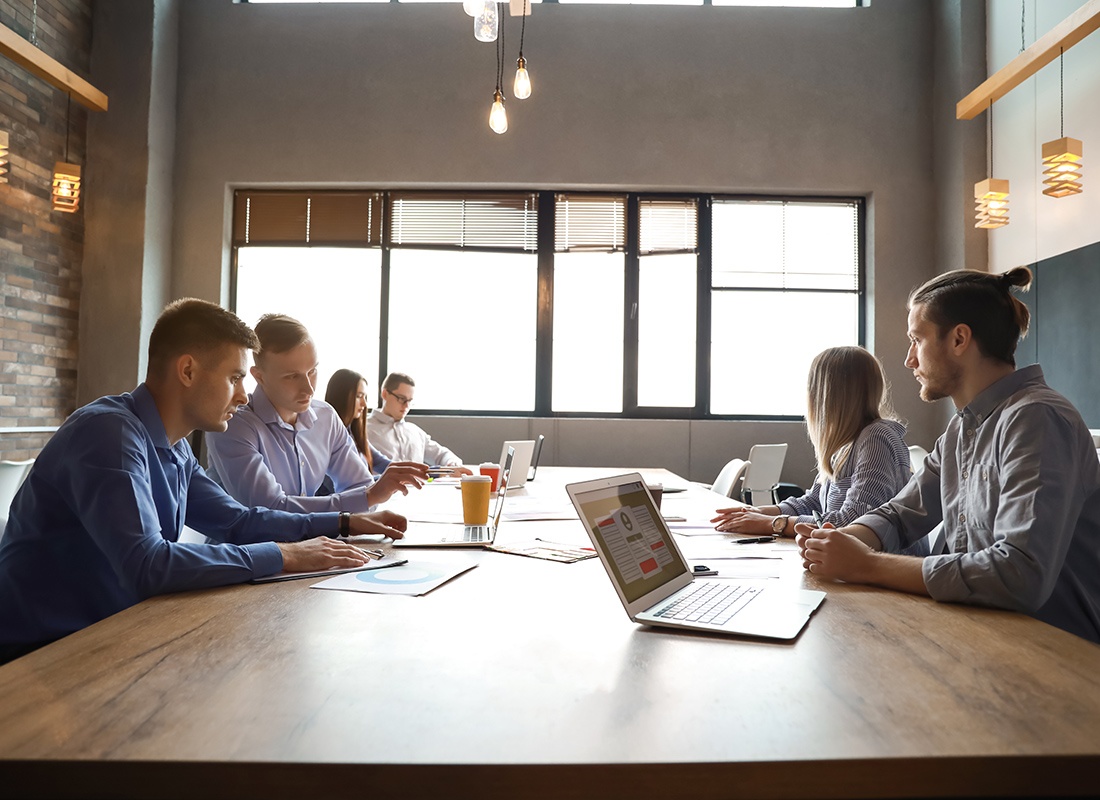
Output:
top-left (812, 510), bottom-right (824, 527)
top-left (360, 548), bottom-right (385, 560)
top-left (733, 536), bottom-right (775, 545)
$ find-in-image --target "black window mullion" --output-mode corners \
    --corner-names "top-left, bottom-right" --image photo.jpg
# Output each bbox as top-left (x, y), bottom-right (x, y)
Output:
top-left (378, 191), bottom-right (392, 396)
top-left (623, 194), bottom-right (640, 414)
top-left (696, 195), bottom-right (712, 417)
top-left (535, 190), bottom-right (555, 417)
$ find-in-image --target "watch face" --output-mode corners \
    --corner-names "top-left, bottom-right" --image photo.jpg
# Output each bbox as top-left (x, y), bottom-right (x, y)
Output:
top-left (772, 516), bottom-right (785, 533)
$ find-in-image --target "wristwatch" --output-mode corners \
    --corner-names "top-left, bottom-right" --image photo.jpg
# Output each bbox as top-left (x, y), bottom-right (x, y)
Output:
top-left (770, 515), bottom-right (789, 535)
top-left (339, 512), bottom-right (351, 537)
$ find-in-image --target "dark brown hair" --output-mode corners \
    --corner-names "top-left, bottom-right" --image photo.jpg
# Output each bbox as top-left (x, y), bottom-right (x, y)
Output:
top-left (382, 372), bottom-right (415, 394)
top-left (908, 267), bottom-right (1032, 366)
top-left (147, 298), bottom-right (258, 376)
top-left (326, 368), bottom-right (372, 471)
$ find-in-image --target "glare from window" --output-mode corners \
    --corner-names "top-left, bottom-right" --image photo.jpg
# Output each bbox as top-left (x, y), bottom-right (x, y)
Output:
top-left (710, 291), bottom-right (858, 415)
top-left (235, 247), bottom-right (383, 403)
top-left (638, 253), bottom-right (696, 407)
top-left (552, 252), bottom-right (624, 413)
top-left (388, 249), bottom-right (537, 411)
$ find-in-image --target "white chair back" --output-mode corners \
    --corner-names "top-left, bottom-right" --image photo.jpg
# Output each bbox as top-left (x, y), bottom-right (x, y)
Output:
top-left (743, 444), bottom-right (788, 506)
top-left (908, 445), bottom-right (929, 474)
top-left (0, 459), bottom-right (34, 543)
top-left (711, 458), bottom-right (750, 499)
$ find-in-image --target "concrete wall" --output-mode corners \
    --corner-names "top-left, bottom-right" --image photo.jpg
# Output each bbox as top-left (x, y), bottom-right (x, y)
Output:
top-left (986, 0), bottom-right (1100, 273)
top-left (50, 0), bottom-right (982, 485)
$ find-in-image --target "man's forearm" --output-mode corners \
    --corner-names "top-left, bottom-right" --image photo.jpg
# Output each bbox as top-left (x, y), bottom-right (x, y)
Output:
top-left (864, 552), bottom-right (930, 597)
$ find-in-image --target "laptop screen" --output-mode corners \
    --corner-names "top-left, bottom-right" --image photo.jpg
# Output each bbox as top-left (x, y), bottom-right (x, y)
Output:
top-left (572, 478), bottom-right (689, 604)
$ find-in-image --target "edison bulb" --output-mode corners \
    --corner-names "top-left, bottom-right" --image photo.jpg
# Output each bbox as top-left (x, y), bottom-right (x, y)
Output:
top-left (489, 90), bottom-right (508, 134)
top-left (463, 0), bottom-right (481, 16)
top-left (474, 1), bottom-right (498, 42)
top-left (513, 56), bottom-right (531, 100)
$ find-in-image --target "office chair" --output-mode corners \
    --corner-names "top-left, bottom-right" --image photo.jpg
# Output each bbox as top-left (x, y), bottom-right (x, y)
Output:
top-left (908, 445), bottom-right (929, 474)
top-left (741, 444), bottom-right (788, 506)
top-left (710, 458), bottom-right (750, 499)
top-left (0, 459), bottom-right (34, 543)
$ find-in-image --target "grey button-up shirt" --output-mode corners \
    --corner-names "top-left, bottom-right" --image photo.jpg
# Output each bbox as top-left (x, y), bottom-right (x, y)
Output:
top-left (856, 365), bottom-right (1100, 643)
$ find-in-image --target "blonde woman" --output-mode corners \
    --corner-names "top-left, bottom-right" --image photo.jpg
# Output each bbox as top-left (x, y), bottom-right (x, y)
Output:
top-left (712, 346), bottom-right (912, 540)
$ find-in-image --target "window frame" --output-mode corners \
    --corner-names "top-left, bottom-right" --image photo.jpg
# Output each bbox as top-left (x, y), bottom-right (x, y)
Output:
top-left (230, 189), bottom-right (865, 421)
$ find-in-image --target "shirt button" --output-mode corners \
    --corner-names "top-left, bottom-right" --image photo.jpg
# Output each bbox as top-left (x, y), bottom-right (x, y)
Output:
top-left (966, 429), bottom-right (975, 437)
top-left (959, 513), bottom-right (966, 523)
top-left (962, 469), bottom-right (969, 480)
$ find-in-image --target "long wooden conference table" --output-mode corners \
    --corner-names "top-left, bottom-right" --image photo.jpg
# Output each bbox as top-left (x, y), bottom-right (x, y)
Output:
top-left (1, 466), bottom-right (1098, 799)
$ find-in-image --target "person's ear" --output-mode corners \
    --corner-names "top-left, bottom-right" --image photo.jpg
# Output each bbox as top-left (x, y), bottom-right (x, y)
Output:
top-left (949, 323), bottom-right (972, 355)
top-left (176, 354), bottom-right (199, 388)
top-left (250, 364), bottom-right (263, 385)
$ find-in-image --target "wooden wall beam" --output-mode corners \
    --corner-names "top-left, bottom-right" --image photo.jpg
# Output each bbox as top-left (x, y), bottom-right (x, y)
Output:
top-left (957, 0), bottom-right (1100, 120)
top-left (0, 23), bottom-right (108, 112)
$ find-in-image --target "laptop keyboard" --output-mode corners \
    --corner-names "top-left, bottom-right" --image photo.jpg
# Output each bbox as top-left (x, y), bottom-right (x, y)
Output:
top-left (461, 525), bottom-right (490, 542)
top-left (654, 581), bottom-right (761, 626)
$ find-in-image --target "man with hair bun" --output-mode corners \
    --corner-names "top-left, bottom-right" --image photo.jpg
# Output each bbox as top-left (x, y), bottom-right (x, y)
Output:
top-left (798, 267), bottom-right (1100, 643)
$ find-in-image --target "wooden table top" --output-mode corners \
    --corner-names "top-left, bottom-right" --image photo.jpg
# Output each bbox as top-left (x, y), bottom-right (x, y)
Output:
top-left (1, 467), bottom-right (1098, 799)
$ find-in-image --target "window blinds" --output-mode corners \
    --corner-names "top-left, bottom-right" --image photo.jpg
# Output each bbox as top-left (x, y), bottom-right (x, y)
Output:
top-left (233, 191), bottom-right (382, 246)
top-left (387, 192), bottom-right (538, 250)
top-left (554, 194), bottom-right (626, 252)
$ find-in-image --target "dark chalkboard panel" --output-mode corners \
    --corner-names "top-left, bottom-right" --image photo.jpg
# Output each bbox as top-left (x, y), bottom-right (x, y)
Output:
top-left (1017, 240), bottom-right (1100, 428)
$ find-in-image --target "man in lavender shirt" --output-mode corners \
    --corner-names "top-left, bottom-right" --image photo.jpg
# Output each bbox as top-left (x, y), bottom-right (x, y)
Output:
top-left (206, 315), bottom-right (428, 513)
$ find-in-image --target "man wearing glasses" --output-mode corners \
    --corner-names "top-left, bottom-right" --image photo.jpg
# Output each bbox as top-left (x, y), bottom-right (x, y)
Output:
top-left (368, 372), bottom-right (471, 474)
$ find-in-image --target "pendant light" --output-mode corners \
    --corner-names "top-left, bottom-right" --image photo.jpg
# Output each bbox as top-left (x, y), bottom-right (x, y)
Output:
top-left (1041, 48), bottom-right (1083, 198)
top-left (975, 102), bottom-right (1008, 229)
top-left (489, 9), bottom-right (507, 134)
top-left (0, 131), bottom-right (9, 184)
top-left (512, 0), bottom-right (531, 100)
top-left (52, 94), bottom-right (81, 213)
top-left (463, 0), bottom-right (482, 16)
top-left (474, 0), bottom-right (498, 43)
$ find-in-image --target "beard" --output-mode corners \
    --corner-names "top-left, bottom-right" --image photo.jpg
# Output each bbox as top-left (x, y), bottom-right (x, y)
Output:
top-left (917, 362), bottom-right (963, 403)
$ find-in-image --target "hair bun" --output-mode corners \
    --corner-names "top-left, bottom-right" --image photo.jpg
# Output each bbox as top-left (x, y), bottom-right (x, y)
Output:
top-left (1001, 266), bottom-right (1033, 290)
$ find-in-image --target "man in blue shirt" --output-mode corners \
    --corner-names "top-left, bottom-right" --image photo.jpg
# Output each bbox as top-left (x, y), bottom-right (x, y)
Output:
top-left (206, 314), bottom-right (428, 512)
top-left (0, 299), bottom-right (406, 663)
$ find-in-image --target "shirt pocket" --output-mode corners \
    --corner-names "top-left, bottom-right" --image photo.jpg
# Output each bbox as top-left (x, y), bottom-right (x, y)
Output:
top-left (962, 461), bottom-right (999, 532)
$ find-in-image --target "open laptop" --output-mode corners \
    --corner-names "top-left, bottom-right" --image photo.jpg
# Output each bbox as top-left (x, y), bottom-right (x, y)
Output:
top-left (527, 434), bottom-right (545, 482)
top-left (395, 447), bottom-right (515, 548)
top-left (499, 440), bottom-right (535, 491)
top-left (566, 473), bottom-right (825, 640)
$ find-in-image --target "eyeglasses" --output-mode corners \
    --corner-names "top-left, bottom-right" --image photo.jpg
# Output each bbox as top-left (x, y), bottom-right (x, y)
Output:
top-left (389, 392), bottom-right (414, 406)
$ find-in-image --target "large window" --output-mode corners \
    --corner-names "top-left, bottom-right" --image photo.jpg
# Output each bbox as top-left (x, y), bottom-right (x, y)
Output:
top-left (232, 190), bottom-right (863, 418)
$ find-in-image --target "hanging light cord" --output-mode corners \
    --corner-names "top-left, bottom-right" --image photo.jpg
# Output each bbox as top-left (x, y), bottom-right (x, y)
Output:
top-left (518, 0), bottom-right (526, 59)
top-left (988, 101), bottom-right (993, 176)
top-left (496, 2), bottom-right (505, 94)
top-left (64, 92), bottom-right (71, 162)
top-left (1059, 46), bottom-right (1064, 138)
top-left (31, 0), bottom-right (38, 47)
top-left (1019, 0), bottom-right (1025, 54)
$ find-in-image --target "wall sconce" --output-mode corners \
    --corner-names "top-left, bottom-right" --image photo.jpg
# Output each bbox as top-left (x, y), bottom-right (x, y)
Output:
top-left (974, 178), bottom-right (1010, 229)
top-left (51, 161), bottom-right (80, 212)
top-left (1042, 137), bottom-right (1083, 197)
top-left (0, 130), bottom-right (9, 183)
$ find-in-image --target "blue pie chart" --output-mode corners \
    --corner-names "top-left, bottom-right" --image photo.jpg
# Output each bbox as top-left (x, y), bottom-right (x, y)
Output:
top-left (356, 566), bottom-right (441, 585)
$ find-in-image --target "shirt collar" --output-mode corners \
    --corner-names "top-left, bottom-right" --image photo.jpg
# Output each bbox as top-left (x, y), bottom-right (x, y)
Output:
top-left (132, 383), bottom-right (178, 454)
top-left (250, 384), bottom-right (316, 431)
top-left (961, 364), bottom-right (1045, 424)
top-left (370, 408), bottom-right (400, 427)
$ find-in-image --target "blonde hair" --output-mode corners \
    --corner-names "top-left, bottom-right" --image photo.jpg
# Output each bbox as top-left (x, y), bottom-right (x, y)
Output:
top-left (806, 346), bottom-right (894, 479)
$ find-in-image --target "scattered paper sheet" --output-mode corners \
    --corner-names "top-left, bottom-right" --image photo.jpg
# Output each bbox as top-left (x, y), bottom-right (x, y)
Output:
top-left (311, 560), bottom-right (477, 596)
top-left (251, 554), bottom-right (408, 583)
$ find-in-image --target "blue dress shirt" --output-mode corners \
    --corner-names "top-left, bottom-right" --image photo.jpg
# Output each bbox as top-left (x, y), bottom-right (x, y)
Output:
top-left (206, 385), bottom-right (376, 513)
top-left (0, 384), bottom-right (339, 646)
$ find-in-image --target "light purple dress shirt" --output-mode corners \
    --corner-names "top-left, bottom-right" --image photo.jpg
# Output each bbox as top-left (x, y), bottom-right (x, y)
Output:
top-left (206, 385), bottom-right (376, 513)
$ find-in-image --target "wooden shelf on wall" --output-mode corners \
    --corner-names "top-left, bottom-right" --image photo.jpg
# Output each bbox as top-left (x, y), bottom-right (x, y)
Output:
top-left (957, 0), bottom-right (1100, 120)
top-left (0, 23), bottom-right (107, 112)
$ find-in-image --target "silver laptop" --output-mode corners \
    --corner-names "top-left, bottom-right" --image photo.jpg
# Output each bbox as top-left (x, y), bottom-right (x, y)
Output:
top-left (566, 473), bottom-right (825, 640)
top-left (499, 440), bottom-right (535, 491)
top-left (395, 447), bottom-right (515, 548)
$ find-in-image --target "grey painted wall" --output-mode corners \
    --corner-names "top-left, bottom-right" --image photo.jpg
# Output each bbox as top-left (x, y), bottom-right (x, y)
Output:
top-left (81, 0), bottom-right (982, 485)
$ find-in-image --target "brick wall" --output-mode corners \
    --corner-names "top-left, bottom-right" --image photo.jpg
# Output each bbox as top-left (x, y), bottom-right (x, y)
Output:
top-left (0, 0), bottom-right (90, 460)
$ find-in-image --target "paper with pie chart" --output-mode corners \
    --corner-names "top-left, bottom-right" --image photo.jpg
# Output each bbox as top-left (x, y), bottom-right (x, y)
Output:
top-left (595, 504), bottom-right (675, 584)
top-left (310, 560), bottom-right (477, 596)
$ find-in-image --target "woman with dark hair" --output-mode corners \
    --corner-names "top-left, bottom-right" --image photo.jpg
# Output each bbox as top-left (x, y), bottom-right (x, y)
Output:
top-left (325, 368), bottom-right (391, 476)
